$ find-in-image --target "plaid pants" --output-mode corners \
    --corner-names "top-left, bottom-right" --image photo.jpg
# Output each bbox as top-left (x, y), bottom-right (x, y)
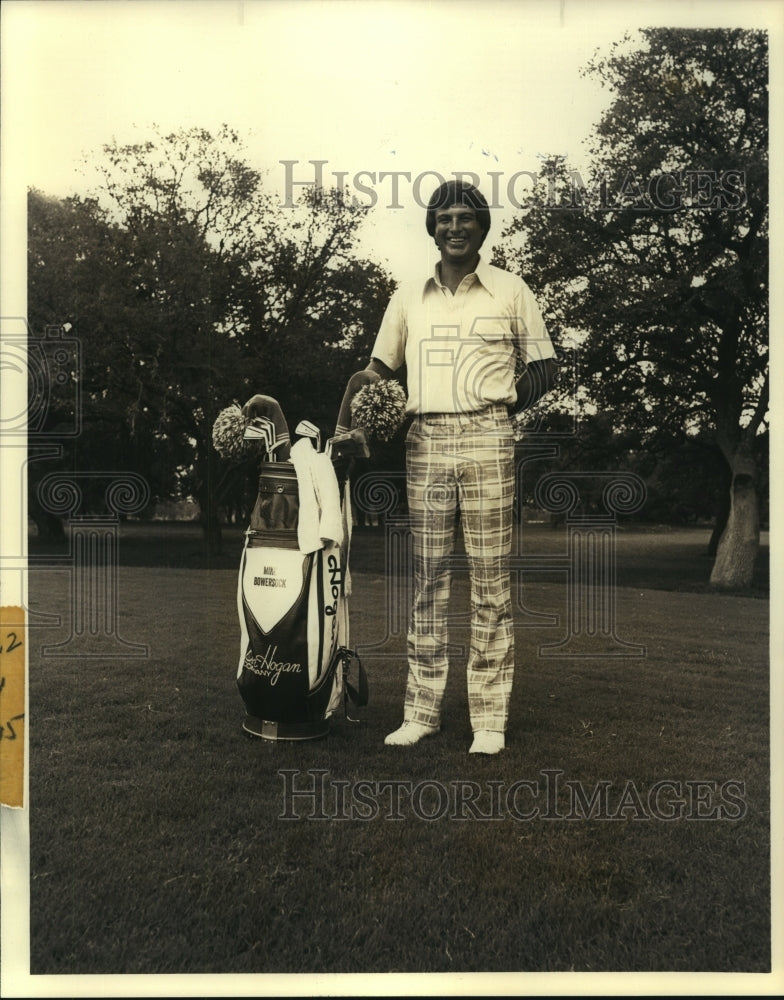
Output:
top-left (403, 405), bottom-right (515, 733)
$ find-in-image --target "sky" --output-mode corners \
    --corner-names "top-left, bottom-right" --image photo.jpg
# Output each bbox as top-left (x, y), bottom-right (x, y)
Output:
top-left (4, 0), bottom-right (782, 283)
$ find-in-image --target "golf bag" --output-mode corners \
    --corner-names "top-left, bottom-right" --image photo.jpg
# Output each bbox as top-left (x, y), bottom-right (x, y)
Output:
top-left (236, 412), bottom-right (367, 741)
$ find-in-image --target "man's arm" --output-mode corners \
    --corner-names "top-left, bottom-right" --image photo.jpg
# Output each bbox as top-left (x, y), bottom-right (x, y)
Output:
top-left (334, 358), bottom-right (400, 433)
top-left (366, 357), bottom-right (397, 379)
top-left (513, 357), bottom-right (557, 412)
top-left (336, 282), bottom-right (404, 431)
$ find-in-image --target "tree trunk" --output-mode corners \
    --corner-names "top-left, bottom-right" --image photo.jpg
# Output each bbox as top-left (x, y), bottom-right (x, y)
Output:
top-left (195, 454), bottom-right (224, 557)
top-left (200, 507), bottom-right (223, 557)
top-left (709, 445), bottom-right (760, 590)
top-left (29, 509), bottom-right (66, 544)
top-left (707, 458), bottom-right (732, 558)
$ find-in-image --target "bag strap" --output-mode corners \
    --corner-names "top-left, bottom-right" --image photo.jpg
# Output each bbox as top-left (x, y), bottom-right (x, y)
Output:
top-left (336, 646), bottom-right (368, 721)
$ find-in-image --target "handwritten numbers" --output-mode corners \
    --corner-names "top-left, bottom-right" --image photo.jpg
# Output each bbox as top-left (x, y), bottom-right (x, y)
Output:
top-left (0, 608), bottom-right (25, 807)
top-left (0, 631), bottom-right (23, 655)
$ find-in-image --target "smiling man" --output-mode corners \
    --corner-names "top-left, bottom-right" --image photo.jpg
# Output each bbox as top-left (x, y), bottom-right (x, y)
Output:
top-left (357, 180), bottom-right (557, 754)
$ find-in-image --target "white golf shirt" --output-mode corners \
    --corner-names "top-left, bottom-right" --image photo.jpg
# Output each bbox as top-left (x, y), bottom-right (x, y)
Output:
top-left (371, 256), bottom-right (555, 416)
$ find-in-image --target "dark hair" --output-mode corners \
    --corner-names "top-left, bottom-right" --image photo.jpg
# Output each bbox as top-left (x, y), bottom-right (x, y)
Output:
top-left (425, 180), bottom-right (491, 238)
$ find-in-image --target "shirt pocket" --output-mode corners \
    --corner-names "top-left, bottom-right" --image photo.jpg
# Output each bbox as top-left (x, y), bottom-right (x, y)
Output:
top-left (467, 316), bottom-right (513, 347)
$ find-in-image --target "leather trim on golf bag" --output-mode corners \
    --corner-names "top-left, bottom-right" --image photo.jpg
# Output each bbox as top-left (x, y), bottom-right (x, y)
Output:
top-left (236, 461), bottom-right (353, 729)
top-left (237, 539), bottom-right (346, 724)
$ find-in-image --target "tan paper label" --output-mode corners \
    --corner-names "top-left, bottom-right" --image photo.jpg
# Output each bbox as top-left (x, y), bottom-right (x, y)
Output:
top-left (0, 607), bottom-right (25, 808)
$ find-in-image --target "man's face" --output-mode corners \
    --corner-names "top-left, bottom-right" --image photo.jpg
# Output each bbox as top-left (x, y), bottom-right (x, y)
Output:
top-left (433, 203), bottom-right (484, 265)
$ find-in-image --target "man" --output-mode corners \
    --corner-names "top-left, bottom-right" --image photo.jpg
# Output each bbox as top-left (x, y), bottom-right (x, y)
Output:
top-left (352, 180), bottom-right (556, 754)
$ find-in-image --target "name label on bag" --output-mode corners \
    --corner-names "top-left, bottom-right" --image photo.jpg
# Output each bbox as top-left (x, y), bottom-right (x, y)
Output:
top-left (243, 644), bottom-right (303, 685)
top-left (243, 548), bottom-right (306, 632)
top-left (254, 572), bottom-right (288, 588)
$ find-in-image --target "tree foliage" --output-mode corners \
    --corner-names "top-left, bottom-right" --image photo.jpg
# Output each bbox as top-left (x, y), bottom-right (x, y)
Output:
top-left (28, 126), bottom-right (394, 550)
top-left (495, 28), bottom-right (768, 588)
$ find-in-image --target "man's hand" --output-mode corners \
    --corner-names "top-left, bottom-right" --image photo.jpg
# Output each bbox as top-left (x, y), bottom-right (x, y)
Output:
top-left (334, 358), bottom-right (398, 434)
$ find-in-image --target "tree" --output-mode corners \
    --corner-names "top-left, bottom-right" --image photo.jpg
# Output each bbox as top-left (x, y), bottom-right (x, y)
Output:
top-left (233, 188), bottom-right (396, 434)
top-left (27, 190), bottom-right (170, 538)
top-left (495, 28), bottom-right (768, 589)
top-left (28, 126), bottom-right (394, 552)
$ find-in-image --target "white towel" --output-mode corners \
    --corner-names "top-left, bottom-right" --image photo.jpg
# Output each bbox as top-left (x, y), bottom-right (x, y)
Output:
top-left (313, 451), bottom-right (343, 547)
top-left (290, 438), bottom-right (344, 554)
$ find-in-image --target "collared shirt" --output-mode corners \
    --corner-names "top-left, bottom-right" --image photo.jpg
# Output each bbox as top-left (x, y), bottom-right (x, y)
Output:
top-left (371, 256), bottom-right (556, 415)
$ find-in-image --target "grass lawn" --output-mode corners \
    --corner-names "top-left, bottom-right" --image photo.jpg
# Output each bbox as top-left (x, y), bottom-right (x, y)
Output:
top-left (24, 522), bottom-right (771, 977)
